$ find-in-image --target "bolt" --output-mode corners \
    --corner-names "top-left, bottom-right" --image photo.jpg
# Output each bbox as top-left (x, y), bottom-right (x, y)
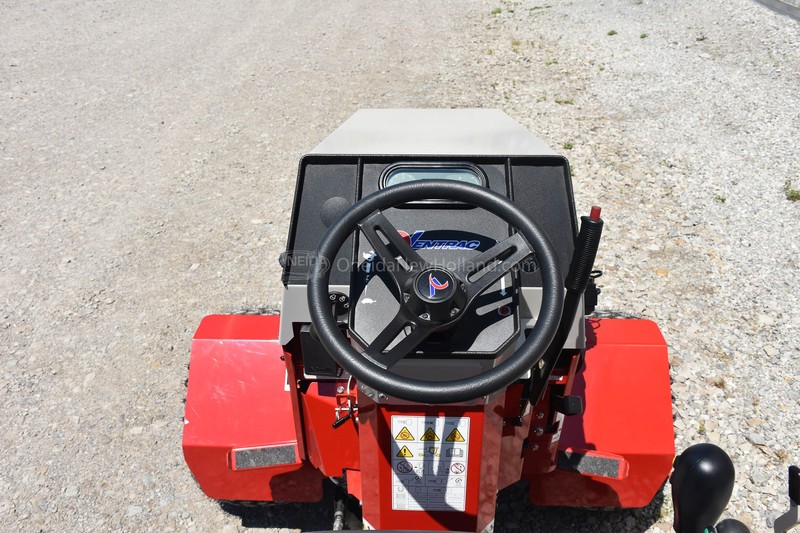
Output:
top-left (336, 386), bottom-right (345, 394)
top-left (329, 294), bottom-right (336, 301)
top-left (531, 444), bottom-right (539, 451)
top-left (538, 359), bottom-right (545, 369)
top-left (450, 307), bottom-right (460, 316)
top-left (338, 295), bottom-right (346, 302)
top-left (536, 412), bottom-right (544, 420)
top-left (403, 293), bottom-right (411, 302)
top-left (420, 313), bottom-right (430, 320)
top-left (533, 427), bottom-right (544, 437)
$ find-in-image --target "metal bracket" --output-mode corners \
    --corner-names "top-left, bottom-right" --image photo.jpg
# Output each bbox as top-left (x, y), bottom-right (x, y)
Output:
top-left (333, 389), bottom-right (358, 429)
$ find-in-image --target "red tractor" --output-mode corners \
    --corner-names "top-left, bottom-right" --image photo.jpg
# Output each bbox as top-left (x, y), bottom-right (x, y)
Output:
top-left (183, 109), bottom-right (693, 531)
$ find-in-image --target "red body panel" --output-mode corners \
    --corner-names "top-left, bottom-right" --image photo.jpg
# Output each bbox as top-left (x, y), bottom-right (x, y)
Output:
top-left (300, 381), bottom-right (360, 476)
top-left (357, 394), bottom-right (505, 532)
top-left (182, 315), bottom-right (323, 502)
top-left (182, 314), bottom-right (673, 521)
top-left (497, 384), bottom-right (532, 491)
top-left (526, 318), bottom-right (675, 508)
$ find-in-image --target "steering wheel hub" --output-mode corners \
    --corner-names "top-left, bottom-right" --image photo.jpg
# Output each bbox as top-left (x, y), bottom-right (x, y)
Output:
top-left (415, 268), bottom-right (456, 303)
top-left (407, 268), bottom-right (466, 324)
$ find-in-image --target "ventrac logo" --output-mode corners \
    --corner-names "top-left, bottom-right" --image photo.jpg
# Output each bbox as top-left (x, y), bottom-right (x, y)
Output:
top-left (398, 230), bottom-right (481, 250)
top-left (428, 273), bottom-right (449, 298)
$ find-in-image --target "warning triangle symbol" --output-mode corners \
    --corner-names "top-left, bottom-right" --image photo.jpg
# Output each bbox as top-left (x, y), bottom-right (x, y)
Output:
top-left (395, 427), bottom-right (414, 441)
top-left (420, 428), bottom-right (440, 441)
top-left (397, 445), bottom-right (414, 458)
top-left (445, 428), bottom-right (465, 442)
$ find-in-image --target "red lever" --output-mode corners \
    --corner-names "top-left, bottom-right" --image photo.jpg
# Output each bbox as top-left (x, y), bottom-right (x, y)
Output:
top-left (590, 206), bottom-right (602, 221)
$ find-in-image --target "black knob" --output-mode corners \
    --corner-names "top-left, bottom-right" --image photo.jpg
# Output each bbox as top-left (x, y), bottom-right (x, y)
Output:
top-left (714, 518), bottom-right (750, 533)
top-left (671, 443), bottom-right (736, 533)
top-left (554, 394), bottom-right (584, 416)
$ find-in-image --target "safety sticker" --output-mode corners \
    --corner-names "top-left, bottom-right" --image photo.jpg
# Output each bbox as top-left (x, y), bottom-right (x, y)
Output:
top-left (390, 415), bottom-right (470, 512)
top-left (445, 428), bottom-right (465, 442)
top-left (397, 446), bottom-right (414, 458)
top-left (395, 427), bottom-right (414, 441)
top-left (420, 428), bottom-right (439, 441)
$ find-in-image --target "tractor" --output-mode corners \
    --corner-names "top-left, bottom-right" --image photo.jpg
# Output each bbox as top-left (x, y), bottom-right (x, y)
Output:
top-left (182, 109), bottom-right (798, 532)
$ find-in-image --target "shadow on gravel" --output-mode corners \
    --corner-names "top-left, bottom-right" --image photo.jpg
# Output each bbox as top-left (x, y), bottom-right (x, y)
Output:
top-left (221, 479), bottom-right (666, 531)
top-left (220, 499), bottom-right (332, 530)
top-left (495, 480), bottom-right (666, 532)
top-left (219, 480), bottom-right (335, 530)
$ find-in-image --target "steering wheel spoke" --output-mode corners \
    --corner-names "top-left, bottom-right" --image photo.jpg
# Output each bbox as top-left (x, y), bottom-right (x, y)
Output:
top-left (455, 233), bottom-right (533, 301)
top-left (359, 211), bottom-right (428, 287)
top-left (363, 313), bottom-right (435, 370)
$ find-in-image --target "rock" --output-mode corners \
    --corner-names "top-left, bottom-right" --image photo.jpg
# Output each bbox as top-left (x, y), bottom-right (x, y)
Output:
top-left (757, 314), bottom-right (774, 326)
top-left (766, 512), bottom-right (778, 528)
top-left (126, 505), bottom-right (142, 517)
top-left (763, 345), bottom-right (779, 357)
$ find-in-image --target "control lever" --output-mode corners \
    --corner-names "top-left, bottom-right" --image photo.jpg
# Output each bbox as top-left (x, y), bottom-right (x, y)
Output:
top-left (671, 443), bottom-right (738, 533)
top-left (530, 206), bottom-right (603, 404)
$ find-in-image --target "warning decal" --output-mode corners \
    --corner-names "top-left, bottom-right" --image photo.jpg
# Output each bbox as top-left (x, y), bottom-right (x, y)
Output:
top-left (390, 415), bottom-right (470, 512)
top-left (397, 445), bottom-right (414, 458)
top-left (445, 428), bottom-right (465, 442)
top-left (395, 427), bottom-right (414, 441)
top-left (420, 428), bottom-right (439, 441)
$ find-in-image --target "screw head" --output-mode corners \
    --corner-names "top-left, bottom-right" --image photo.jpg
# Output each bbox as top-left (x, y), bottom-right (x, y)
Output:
top-left (336, 386), bottom-right (345, 394)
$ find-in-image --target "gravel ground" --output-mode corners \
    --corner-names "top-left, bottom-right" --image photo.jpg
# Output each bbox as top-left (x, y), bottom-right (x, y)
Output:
top-left (1, 0), bottom-right (798, 532)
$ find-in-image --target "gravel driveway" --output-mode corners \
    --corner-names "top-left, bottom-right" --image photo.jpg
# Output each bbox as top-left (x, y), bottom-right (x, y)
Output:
top-left (1, 0), bottom-right (798, 532)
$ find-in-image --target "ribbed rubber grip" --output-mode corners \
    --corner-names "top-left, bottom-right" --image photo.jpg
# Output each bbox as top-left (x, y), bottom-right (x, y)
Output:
top-left (565, 215), bottom-right (604, 293)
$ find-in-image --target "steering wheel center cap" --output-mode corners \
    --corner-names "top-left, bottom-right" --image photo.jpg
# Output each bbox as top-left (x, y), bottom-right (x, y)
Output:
top-left (416, 268), bottom-right (456, 303)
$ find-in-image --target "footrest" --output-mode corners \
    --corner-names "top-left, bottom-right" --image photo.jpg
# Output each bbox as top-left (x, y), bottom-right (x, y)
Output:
top-left (557, 448), bottom-right (629, 480)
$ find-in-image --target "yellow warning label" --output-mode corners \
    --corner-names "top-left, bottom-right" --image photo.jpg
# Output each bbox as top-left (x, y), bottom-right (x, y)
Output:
top-left (396, 445), bottom-right (414, 458)
top-left (445, 428), bottom-right (465, 442)
top-left (395, 427), bottom-right (414, 441)
top-left (420, 427), bottom-right (440, 441)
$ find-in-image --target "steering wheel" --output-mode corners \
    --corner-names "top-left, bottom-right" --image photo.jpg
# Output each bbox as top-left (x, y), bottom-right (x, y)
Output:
top-left (308, 180), bottom-right (563, 404)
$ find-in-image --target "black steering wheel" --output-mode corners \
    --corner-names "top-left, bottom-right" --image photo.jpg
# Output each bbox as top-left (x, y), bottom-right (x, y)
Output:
top-left (308, 180), bottom-right (563, 404)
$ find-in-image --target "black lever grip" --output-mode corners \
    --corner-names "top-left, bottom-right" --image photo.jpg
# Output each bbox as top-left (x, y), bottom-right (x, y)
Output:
top-left (671, 443), bottom-right (735, 533)
top-left (790, 465), bottom-right (799, 506)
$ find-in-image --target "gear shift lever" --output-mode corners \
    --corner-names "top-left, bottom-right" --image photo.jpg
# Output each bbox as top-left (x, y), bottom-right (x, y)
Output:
top-left (671, 443), bottom-right (737, 533)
